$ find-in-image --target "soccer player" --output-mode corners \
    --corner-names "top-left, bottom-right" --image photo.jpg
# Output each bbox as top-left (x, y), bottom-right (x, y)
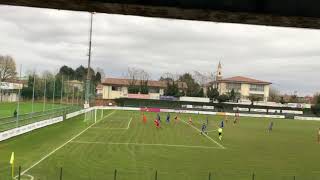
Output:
top-left (142, 114), bottom-right (147, 124)
top-left (166, 113), bottom-right (170, 123)
top-left (201, 123), bottom-right (207, 135)
top-left (174, 115), bottom-right (179, 123)
top-left (220, 120), bottom-right (224, 128)
top-left (224, 114), bottom-right (228, 123)
top-left (157, 113), bottom-right (161, 123)
top-left (154, 119), bottom-right (160, 128)
top-left (206, 116), bottom-right (209, 125)
top-left (218, 128), bottom-right (223, 140)
top-left (317, 128), bottom-right (320, 144)
top-left (234, 109), bottom-right (240, 124)
top-left (188, 117), bottom-right (193, 124)
top-left (268, 121), bottom-right (274, 132)
top-left (13, 109), bottom-right (17, 118)
top-left (233, 112), bottom-right (239, 125)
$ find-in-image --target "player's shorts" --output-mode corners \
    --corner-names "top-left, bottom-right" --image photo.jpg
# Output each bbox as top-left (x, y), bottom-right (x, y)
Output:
top-left (218, 132), bottom-right (222, 136)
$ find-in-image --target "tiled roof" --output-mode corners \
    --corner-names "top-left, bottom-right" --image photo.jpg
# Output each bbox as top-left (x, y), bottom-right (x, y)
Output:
top-left (217, 76), bottom-right (271, 85)
top-left (102, 78), bottom-right (187, 89)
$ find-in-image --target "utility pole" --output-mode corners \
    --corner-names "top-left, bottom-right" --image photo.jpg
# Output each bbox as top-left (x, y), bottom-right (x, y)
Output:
top-left (85, 12), bottom-right (94, 107)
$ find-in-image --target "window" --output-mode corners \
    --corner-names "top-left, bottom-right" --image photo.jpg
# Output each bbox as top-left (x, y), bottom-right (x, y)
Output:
top-left (226, 83), bottom-right (241, 91)
top-left (250, 84), bottom-right (264, 92)
top-left (111, 86), bottom-right (121, 91)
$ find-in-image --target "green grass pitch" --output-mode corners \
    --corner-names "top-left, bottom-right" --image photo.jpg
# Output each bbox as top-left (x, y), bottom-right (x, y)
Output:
top-left (0, 109), bottom-right (320, 180)
top-left (0, 102), bottom-right (67, 118)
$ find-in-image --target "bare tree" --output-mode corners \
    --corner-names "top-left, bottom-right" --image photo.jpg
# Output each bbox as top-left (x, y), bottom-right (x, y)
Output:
top-left (160, 72), bottom-right (179, 82)
top-left (139, 69), bottom-right (150, 81)
top-left (126, 67), bottom-right (140, 86)
top-left (269, 87), bottom-right (281, 102)
top-left (0, 55), bottom-right (17, 81)
top-left (126, 67), bottom-right (151, 94)
top-left (192, 71), bottom-right (215, 86)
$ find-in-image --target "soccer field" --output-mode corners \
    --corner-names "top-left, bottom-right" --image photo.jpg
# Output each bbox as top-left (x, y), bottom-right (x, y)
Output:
top-left (0, 109), bottom-right (319, 180)
top-left (0, 102), bottom-right (67, 118)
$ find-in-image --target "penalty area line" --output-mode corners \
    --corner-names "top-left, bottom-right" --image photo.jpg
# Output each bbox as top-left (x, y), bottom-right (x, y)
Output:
top-left (180, 119), bottom-right (226, 149)
top-left (91, 117), bottom-right (133, 130)
top-left (19, 110), bottom-right (116, 176)
top-left (70, 140), bottom-right (224, 150)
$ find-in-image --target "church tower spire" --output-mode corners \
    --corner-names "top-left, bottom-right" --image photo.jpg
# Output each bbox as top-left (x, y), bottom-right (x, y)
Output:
top-left (216, 61), bottom-right (223, 80)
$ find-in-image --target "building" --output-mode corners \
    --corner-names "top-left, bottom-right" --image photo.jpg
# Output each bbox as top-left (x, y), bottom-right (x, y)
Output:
top-left (100, 78), bottom-right (187, 100)
top-left (0, 81), bottom-right (23, 102)
top-left (209, 62), bottom-right (272, 102)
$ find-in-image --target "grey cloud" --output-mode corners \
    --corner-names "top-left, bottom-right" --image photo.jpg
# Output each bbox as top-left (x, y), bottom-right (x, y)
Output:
top-left (0, 5), bottom-right (319, 96)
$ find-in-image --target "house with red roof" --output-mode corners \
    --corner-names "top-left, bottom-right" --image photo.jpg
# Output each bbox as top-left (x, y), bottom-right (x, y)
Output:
top-left (210, 62), bottom-right (272, 102)
top-left (99, 77), bottom-right (187, 100)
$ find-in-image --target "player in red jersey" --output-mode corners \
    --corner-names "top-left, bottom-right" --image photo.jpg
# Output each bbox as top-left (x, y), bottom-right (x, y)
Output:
top-left (154, 119), bottom-right (160, 128)
top-left (142, 114), bottom-right (147, 124)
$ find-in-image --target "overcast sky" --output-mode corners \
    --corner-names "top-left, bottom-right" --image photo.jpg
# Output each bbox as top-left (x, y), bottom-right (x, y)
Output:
top-left (0, 5), bottom-right (319, 96)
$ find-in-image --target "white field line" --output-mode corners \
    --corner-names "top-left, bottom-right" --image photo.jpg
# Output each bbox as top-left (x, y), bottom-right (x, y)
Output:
top-left (180, 119), bottom-right (226, 149)
top-left (19, 110), bottom-right (116, 176)
top-left (70, 140), bottom-right (223, 149)
top-left (91, 117), bottom-right (133, 130)
top-left (14, 173), bottom-right (34, 180)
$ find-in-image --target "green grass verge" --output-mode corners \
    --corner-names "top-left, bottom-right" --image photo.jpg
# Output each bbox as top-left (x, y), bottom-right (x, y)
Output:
top-left (0, 110), bottom-right (319, 180)
top-left (0, 102), bottom-right (68, 118)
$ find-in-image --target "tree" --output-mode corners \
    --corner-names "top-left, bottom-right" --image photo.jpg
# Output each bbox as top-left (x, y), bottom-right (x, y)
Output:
top-left (207, 86), bottom-right (219, 101)
top-left (311, 95), bottom-right (320, 116)
top-left (0, 55), bottom-right (17, 81)
top-left (269, 87), bottom-right (281, 102)
top-left (289, 94), bottom-right (298, 103)
top-left (126, 67), bottom-right (150, 94)
top-left (280, 96), bottom-right (286, 104)
top-left (217, 94), bottom-right (229, 103)
top-left (95, 72), bottom-right (102, 84)
top-left (74, 65), bottom-right (86, 81)
top-left (95, 67), bottom-right (105, 79)
top-left (139, 70), bottom-right (149, 94)
top-left (311, 104), bottom-right (320, 116)
top-left (249, 94), bottom-right (263, 105)
top-left (59, 65), bottom-right (74, 79)
top-left (229, 89), bottom-right (236, 102)
top-left (164, 80), bottom-right (182, 97)
top-left (179, 73), bottom-right (202, 97)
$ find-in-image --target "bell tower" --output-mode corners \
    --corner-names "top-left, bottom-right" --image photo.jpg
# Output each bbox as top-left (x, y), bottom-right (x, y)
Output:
top-left (216, 61), bottom-right (223, 80)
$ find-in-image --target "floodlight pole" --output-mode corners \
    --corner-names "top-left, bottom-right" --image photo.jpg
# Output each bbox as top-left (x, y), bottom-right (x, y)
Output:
top-left (85, 12), bottom-right (94, 106)
top-left (43, 78), bottom-right (47, 112)
top-left (52, 77), bottom-right (56, 109)
top-left (31, 71), bottom-right (36, 115)
top-left (16, 64), bottom-right (22, 127)
top-left (60, 75), bottom-right (64, 105)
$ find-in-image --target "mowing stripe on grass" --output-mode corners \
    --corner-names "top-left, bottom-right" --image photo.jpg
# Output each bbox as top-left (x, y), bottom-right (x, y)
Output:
top-left (91, 117), bottom-right (133, 130)
top-left (180, 119), bottom-right (226, 149)
top-left (20, 110), bottom-right (116, 176)
top-left (70, 140), bottom-right (223, 149)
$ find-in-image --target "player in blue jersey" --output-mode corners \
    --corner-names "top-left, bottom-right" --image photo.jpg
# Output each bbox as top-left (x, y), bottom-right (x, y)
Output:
top-left (157, 113), bottom-right (161, 123)
top-left (268, 121), bottom-right (274, 132)
top-left (166, 113), bottom-right (170, 123)
top-left (201, 123), bottom-right (207, 135)
top-left (220, 120), bottom-right (224, 128)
